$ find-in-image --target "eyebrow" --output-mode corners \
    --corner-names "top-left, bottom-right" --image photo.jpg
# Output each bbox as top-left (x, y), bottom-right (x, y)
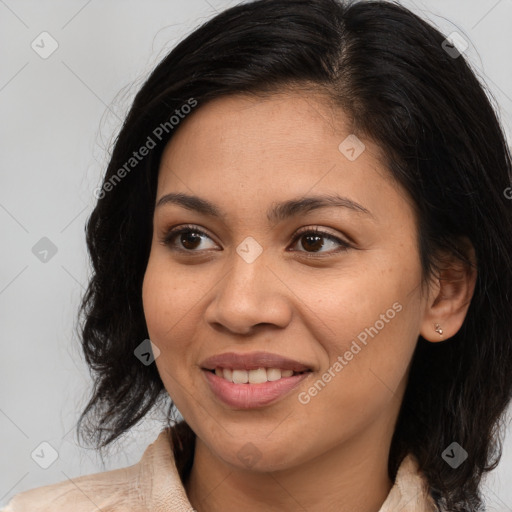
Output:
top-left (155, 192), bottom-right (374, 224)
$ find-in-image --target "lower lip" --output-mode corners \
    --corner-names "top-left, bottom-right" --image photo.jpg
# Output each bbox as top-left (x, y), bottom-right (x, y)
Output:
top-left (203, 370), bottom-right (311, 409)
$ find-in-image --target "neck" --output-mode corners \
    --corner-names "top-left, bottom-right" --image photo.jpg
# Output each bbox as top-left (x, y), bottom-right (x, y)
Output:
top-left (185, 419), bottom-right (394, 512)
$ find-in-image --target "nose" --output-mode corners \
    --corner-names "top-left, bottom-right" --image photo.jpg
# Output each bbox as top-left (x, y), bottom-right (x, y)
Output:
top-left (203, 247), bottom-right (293, 335)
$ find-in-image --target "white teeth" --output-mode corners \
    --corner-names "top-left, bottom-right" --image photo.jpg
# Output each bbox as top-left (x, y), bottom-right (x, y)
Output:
top-left (266, 368), bottom-right (282, 381)
top-left (248, 368), bottom-right (267, 384)
top-left (213, 367), bottom-right (303, 383)
top-left (232, 369), bottom-right (249, 384)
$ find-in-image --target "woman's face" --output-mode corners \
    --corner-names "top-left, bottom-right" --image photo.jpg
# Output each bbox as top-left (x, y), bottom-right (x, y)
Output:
top-left (142, 91), bottom-right (429, 471)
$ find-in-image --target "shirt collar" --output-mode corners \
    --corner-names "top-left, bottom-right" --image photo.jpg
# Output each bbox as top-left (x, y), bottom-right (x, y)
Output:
top-left (138, 423), bottom-right (437, 512)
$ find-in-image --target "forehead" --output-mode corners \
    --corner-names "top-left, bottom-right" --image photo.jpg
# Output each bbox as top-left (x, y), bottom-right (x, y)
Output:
top-left (162, 90), bottom-right (346, 156)
top-left (155, 91), bottom-right (412, 227)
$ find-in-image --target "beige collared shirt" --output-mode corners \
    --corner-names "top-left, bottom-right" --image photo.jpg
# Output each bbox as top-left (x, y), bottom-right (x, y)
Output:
top-left (2, 427), bottom-right (438, 512)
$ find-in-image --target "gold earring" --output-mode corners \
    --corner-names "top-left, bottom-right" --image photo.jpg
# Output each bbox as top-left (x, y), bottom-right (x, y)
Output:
top-left (434, 323), bottom-right (443, 337)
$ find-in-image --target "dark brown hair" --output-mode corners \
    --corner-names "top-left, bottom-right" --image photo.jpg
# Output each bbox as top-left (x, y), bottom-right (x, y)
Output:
top-left (76, 1), bottom-right (512, 509)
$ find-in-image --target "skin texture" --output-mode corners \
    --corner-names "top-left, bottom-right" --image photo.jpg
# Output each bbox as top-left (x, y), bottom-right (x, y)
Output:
top-left (142, 91), bottom-right (477, 512)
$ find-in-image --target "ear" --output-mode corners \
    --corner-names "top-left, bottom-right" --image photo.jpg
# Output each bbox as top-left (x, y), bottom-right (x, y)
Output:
top-left (420, 237), bottom-right (477, 343)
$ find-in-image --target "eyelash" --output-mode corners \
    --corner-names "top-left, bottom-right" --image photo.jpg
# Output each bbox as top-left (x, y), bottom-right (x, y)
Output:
top-left (159, 224), bottom-right (351, 257)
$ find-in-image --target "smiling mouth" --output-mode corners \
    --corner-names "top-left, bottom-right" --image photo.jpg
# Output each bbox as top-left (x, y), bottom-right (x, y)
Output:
top-left (206, 367), bottom-right (312, 384)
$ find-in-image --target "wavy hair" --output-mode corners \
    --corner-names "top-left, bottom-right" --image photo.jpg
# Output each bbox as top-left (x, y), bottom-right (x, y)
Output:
top-left (75, 1), bottom-right (512, 509)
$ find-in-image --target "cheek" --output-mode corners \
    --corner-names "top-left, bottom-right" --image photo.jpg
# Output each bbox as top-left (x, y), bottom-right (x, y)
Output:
top-left (142, 262), bottom-right (169, 340)
top-left (143, 248), bottom-right (197, 327)
top-left (297, 305), bottom-right (418, 439)
top-left (142, 255), bottom-right (195, 355)
top-left (142, 258), bottom-right (199, 404)
top-left (295, 263), bottom-right (421, 409)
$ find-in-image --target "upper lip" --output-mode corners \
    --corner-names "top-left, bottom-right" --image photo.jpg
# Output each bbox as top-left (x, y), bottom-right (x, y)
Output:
top-left (200, 351), bottom-right (313, 372)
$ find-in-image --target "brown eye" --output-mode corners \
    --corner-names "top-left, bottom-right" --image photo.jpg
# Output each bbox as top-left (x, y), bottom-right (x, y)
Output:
top-left (159, 224), bottom-right (351, 257)
top-left (178, 231), bottom-right (202, 250)
top-left (290, 227), bottom-right (351, 255)
top-left (160, 225), bottom-right (217, 252)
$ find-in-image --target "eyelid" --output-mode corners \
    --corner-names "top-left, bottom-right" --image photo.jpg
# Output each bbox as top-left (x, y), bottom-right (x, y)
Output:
top-left (292, 225), bottom-right (350, 244)
top-left (289, 226), bottom-right (352, 256)
top-left (159, 223), bottom-right (216, 248)
top-left (159, 223), bottom-right (352, 255)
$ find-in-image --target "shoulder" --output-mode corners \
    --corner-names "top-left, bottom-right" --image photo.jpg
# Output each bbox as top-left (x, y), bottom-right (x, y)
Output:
top-left (1, 428), bottom-right (185, 512)
top-left (1, 460), bottom-right (141, 512)
top-left (379, 454), bottom-right (439, 512)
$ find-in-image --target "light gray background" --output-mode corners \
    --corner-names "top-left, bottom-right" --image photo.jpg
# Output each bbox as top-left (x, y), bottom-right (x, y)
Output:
top-left (1, 0), bottom-right (511, 509)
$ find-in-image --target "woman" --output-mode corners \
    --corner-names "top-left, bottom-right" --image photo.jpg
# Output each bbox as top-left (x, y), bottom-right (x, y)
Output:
top-left (4, 0), bottom-right (512, 510)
